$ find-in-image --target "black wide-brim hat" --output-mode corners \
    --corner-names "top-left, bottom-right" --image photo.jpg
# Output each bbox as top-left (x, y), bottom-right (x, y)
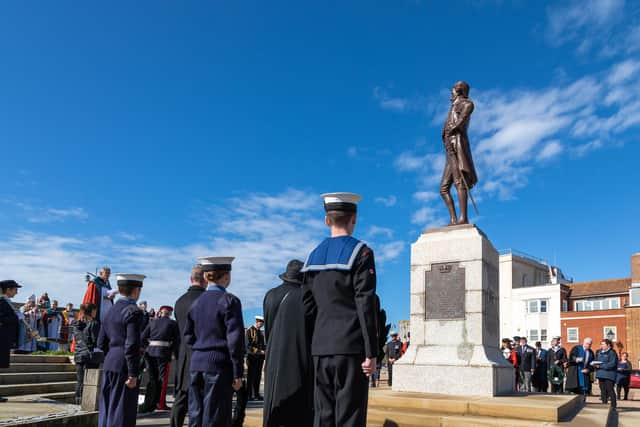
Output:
top-left (279, 259), bottom-right (304, 285)
top-left (0, 280), bottom-right (22, 289)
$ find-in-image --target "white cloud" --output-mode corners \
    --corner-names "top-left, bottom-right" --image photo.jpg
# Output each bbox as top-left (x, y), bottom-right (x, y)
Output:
top-left (373, 86), bottom-right (408, 112)
top-left (1, 189), bottom-right (405, 312)
top-left (572, 140), bottom-right (603, 157)
top-left (367, 225), bottom-right (394, 239)
top-left (413, 191), bottom-right (439, 202)
top-left (411, 206), bottom-right (438, 227)
top-left (546, 0), bottom-right (625, 52)
top-left (375, 241), bottom-right (405, 263)
top-left (537, 141), bottom-right (563, 161)
top-left (374, 195), bottom-right (397, 207)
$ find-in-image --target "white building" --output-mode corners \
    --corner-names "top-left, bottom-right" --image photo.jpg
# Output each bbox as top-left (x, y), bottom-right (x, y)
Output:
top-left (499, 249), bottom-right (571, 348)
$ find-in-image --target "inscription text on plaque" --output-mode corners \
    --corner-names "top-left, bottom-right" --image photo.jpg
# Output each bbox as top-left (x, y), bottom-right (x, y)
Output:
top-left (425, 262), bottom-right (465, 320)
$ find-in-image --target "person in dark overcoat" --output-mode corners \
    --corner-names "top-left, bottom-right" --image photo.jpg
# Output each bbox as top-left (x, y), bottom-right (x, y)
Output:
top-left (139, 305), bottom-right (179, 413)
top-left (0, 280), bottom-right (22, 403)
top-left (565, 338), bottom-right (595, 399)
top-left (73, 303), bottom-right (101, 404)
top-left (594, 339), bottom-right (619, 409)
top-left (97, 274), bottom-right (146, 427)
top-left (532, 341), bottom-right (548, 392)
top-left (385, 332), bottom-right (403, 387)
top-left (516, 337), bottom-right (536, 392)
top-left (184, 256), bottom-right (245, 427)
top-left (302, 193), bottom-right (378, 427)
top-left (262, 259), bottom-right (313, 427)
top-left (169, 265), bottom-right (206, 427)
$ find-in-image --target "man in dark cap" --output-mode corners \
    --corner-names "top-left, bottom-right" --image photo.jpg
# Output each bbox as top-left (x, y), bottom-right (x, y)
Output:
top-left (170, 265), bottom-right (206, 427)
top-left (97, 273), bottom-right (146, 427)
top-left (385, 331), bottom-right (403, 387)
top-left (0, 280), bottom-right (22, 403)
top-left (302, 192), bottom-right (378, 427)
top-left (262, 259), bottom-right (313, 427)
top-left (245, 315), bottom-right (265, 401)
top-left (139, 306), bottom-right (179, 413)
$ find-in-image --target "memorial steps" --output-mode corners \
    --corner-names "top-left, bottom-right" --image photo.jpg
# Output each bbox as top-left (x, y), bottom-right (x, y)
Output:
top-left (0, 354), bottom-right (76, 403)
top-left (241, 389), bottom-right (613, 427)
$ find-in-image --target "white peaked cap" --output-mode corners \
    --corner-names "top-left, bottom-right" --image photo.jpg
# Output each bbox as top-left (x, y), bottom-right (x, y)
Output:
top-left (199, 256), bottom-right (235, 265)
top-left (116, 274), bottom-right (146, 282)
top-left (255, 315), bottom-right (264, 321)
top-left (321, 192), bottom-right (362, 212)
top-left (321, 192), bottom-right (362, 205)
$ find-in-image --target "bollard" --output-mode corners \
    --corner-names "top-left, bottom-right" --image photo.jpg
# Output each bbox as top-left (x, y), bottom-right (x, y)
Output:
top-left (82, 368), bottom-right (102, 411)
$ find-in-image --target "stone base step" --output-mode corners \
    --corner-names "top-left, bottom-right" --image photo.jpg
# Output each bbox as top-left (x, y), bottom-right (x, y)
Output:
top-left (2, 363), bottom-right (76, 373)
top-left (0, 381), bottom-right (76, 396)
top-left (0, 372), bottom-right (76, 386)
top-left (13, 391), bottom-right (78, 404)
top-left (10, 354), bottom-right (72, 364)
top-left (5, 412), bottom-right (98, 427)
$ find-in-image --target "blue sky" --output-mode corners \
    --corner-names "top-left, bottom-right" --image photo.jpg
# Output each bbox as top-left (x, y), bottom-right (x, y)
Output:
top-left (1, 1), bottom-right (639, 328)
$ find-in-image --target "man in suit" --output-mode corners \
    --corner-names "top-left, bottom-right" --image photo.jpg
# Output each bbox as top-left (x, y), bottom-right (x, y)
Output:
top-left (533, 341), bottom-right (548, 392)
top-left (302, 192), bottom-right (379, 427)
top-left (516, 337), bottom-right (536, 392)
top-left (169, 265), bottom-right (206, 427)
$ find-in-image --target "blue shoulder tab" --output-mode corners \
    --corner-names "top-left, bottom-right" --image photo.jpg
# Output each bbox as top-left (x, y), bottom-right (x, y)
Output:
top-left (301, 236), bottom-right (366, 272)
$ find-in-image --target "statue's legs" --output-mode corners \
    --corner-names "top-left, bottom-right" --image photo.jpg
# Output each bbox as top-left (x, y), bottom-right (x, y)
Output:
top-left (456, 184), bottom-right (468, 224)
top-left (440, 157), bottom-right (458, 226)
top-left (441, 191), bottom-right (458, 225)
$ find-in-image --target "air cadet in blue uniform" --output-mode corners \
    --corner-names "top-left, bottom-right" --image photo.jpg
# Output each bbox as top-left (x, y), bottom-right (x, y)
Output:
top-left (184, 257), bottom-right (245, 427)
top-left (302, 193), bottom-right (379, 427)
top-left (97, 273), bottom-right (146, 427)
top-left (139, 305), bottom-right (180, 413)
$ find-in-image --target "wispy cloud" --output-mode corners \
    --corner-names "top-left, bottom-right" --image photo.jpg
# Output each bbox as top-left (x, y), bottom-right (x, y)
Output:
top-left (545, 0), bottom-right (626, 53)
top-left (1, 189), bottom-right (405, 311)
top-left (373, 86), bottom-right (409, 112)
top-left (5, 201), bottom-right (89, 223)
top-left (374, 195), bottom-right (397, 207)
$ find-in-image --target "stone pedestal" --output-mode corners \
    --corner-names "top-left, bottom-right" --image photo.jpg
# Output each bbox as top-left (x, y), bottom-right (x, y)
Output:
top-left (393, 224), bottom-right (514, 396)
top-left (81, 368), bottom-right (102, 411)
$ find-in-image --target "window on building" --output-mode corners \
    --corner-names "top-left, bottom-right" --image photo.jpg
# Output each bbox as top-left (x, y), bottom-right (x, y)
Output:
top-left (567, 327), bottom-right (579, 342)
top-left (562, 300), bottom-right (568, 312)
top-left (541, 329), bottom-right (548, 342)
top-left (527, 299), bottom-right (548, 314)
top-left (529, 329), bottom-right (539, 342)
top-left (603, 326), bottom-right (617, 342)
top-left (574, 297), bottom-right (620, 312)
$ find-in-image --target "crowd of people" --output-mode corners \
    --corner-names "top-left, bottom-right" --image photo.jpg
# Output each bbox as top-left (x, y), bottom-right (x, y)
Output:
top-left (2, 192), bottom-right (387, 427)
top-left (13, 293), bottom-right (75, 353)
top-left (501, 335), bottom-right (634, 409)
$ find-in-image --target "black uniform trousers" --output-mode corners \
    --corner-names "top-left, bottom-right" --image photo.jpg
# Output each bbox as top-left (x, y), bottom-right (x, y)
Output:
top-left (313, 355), bottom-right (368, 427)
top-left (386, 362), bottom-right (394, 386)
top-left (246, 355), bottom-right (264, 398)
top-left (139, 355), bottom-right (169, 412)
top-left (188, 370), bottom-right (233, 427)
top-left (170, 389), bottom-right (189, 427)
top-left (75, 362), bottom-right (99, 404)
top-left (99, 371), bottom-right (140, 427)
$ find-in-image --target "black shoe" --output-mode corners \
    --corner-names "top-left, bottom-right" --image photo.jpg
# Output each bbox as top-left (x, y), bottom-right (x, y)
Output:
top-left (256, 395), bottom-right (264, 401)
top-left (0, 397), bottom-right (7, 403)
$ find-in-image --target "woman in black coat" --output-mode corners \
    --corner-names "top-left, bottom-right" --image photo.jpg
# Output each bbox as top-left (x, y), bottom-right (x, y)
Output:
top-left (0, 280), bottom-right (22, 403)
top-left (73, 303), bottom-right (101, 404)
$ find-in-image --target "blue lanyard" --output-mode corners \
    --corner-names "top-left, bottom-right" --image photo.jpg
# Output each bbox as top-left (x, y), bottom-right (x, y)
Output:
top-left (207, 284), bottom-right (226, 292)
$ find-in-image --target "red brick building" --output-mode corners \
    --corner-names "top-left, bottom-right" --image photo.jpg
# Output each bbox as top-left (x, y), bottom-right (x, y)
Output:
top-left (561, 254), bottom-right (640, 361)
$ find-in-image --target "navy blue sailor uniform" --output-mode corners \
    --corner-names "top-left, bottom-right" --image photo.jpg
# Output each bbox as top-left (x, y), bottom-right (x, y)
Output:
top-left (184, 284), bottom-right (245, 427)
top-left (302, 236), bottom-right (378, 427)
top-left (139, 314), bottom-right (180, 412)
top-left (97, 298), bottom-right (143, 427)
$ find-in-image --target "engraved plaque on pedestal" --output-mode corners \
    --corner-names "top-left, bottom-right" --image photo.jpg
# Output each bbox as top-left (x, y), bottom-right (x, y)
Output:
top-left (425, 262), bottom-right (465, 320)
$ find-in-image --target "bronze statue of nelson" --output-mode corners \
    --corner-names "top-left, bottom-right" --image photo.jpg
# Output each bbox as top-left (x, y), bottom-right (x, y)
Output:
top-left (440, 80), bottom-right (478, 225)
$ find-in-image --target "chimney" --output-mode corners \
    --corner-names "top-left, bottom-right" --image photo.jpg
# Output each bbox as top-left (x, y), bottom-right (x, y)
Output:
top-left (633, 253), bottom-right (640, 284)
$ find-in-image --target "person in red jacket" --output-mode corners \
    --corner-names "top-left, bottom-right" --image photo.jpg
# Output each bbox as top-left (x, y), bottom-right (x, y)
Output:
top-left (501, 338), bottom-right (518, 388)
